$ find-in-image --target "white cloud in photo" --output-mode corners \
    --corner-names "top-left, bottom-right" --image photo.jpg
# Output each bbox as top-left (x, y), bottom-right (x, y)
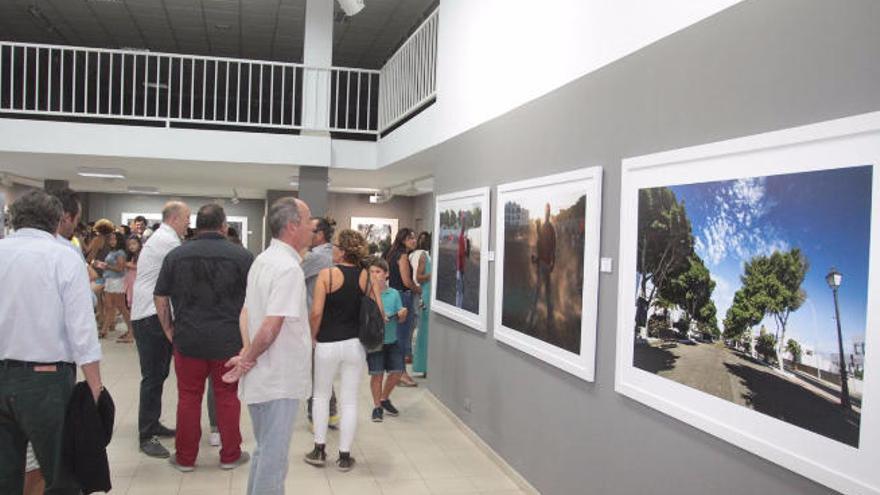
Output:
top-left (710, 271), bottom-right (735, 321)
top-left (696, 177), bottom-right (787, 266)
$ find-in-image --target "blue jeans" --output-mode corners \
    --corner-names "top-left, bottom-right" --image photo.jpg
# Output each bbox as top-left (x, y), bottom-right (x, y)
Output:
top-left (247, 399), bottom-right (300, 495)
top-left (397, 291), bottom-right (416, 358)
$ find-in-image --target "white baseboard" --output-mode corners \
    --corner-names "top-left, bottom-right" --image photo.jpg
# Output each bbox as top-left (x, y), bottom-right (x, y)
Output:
top-left (423, 390), bottom-right (540, 494)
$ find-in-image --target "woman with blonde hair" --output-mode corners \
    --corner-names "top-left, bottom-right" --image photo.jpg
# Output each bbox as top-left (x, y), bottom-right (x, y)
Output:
top-left (304, 229), bottom-right (382, 472)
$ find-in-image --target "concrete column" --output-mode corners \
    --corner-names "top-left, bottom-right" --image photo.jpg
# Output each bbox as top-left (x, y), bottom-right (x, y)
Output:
top-left (44, 179), bottom-right (69, 193)
top-left (302, 0), bottom-right (334, 132)
top-left (297, 166), bottom-right (329, 217)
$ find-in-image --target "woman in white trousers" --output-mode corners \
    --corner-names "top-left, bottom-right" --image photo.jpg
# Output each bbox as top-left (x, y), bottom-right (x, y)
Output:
top-left (305, 229), bottom-right (383, 471)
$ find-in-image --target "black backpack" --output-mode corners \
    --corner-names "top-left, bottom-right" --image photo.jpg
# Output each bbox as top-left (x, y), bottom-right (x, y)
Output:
top-left (359, 275), bottom-right (385, 349)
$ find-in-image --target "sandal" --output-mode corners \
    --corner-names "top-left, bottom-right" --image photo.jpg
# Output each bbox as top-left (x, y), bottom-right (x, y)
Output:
top-left (117, 334), bottom-right (134, 343)
top-left (399, 375), bottom-right (418, 387)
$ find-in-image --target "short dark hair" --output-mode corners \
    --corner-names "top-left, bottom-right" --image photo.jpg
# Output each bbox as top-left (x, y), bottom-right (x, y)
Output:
top-left (10, 190), bottom-right (62, 233)
top-left (134, 215), bottom-right (147, 225)
top-left (313, 217), bottom-right (336, 241)
top-left (196, 203), bottom-right (226, 231)
top-left (49, 188), bottom-right (81, 218)
top-left (368, 256), bottom-right (389, 273)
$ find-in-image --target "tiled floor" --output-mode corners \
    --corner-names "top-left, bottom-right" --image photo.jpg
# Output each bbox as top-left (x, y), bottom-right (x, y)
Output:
top-left (96, 333), bottom-right (529, 494)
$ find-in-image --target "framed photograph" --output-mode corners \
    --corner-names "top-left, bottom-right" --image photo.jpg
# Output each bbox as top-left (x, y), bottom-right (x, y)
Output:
top-left (431, 187), bottom-right (491, 332)
top-left (615, 112), bottom-right (880, 495)
top-left (351, 216), bottom-right (398, 255)
top-left (494, 167), bottom-right (603, 381)
top-left (121, 212), bottom-right (250, 249)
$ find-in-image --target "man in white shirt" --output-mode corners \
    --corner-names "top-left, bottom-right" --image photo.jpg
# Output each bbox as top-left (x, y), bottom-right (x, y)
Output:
top-left (222, 197), bottom-right (313, 495)
top-left (0, 190), bottom-right (103, 494)
top-left (131, 200), bottom-right (191, 458)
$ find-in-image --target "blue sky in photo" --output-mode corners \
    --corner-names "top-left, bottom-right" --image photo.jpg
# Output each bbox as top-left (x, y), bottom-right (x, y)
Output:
top-left (667, 165), bottom-right (873, 357)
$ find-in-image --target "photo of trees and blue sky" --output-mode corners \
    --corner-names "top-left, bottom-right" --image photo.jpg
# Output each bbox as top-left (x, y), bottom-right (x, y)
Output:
top-left (633, 165), bottom-right (872, 447)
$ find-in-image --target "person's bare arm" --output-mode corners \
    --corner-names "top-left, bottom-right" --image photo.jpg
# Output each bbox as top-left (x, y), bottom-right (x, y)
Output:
top-left (416, 253), bottom-right (430, 283)
top-left (222, 315), bottom-right (283, 383)
top-left (154, 295), bottom-right (174, 342)
top-left (310, 269), bottom-right (331, 342)
top-left (81, 361), bottom-right (104, 402)
top-left (238, 307), bottom-right (250, 355)
top-left (400, 255), bottom-right (421, 295)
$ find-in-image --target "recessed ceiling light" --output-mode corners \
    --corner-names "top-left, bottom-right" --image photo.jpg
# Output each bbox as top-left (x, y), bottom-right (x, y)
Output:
top-left (77, 167), bottom-right (126, 179)
top-left (127, 186), bottom-right (160, 194)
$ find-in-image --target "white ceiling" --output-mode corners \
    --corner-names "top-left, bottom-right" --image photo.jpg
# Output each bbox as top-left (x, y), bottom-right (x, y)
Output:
top-left (0, 0), bottom-right (436, 69)
top-left (0, 150), bottom-right (434, 199)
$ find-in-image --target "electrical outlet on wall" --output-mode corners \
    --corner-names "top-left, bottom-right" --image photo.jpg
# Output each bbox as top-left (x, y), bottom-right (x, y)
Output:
top-left (463, 398), bottom-right (472, 412)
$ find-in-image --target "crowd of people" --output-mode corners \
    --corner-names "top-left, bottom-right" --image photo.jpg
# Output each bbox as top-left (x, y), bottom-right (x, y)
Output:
top-left (0, 187), bottom-right (433, 495)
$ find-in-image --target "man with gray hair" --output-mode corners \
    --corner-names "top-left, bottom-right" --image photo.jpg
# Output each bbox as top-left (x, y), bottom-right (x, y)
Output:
top-left (222, 197), bottom-right (313, 495)
top-left (131, 200), bottom-right (191, 458)
top-left (0, 190), bottom-right (104, 494)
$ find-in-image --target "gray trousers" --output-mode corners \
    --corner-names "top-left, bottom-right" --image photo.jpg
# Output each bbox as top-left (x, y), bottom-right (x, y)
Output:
top-left (247, 398), bottom-right (299, 495)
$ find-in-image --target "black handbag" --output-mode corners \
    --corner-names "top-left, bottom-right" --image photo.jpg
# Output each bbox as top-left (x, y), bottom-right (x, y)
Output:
top-left (358, 274), bottom-right (385, 349)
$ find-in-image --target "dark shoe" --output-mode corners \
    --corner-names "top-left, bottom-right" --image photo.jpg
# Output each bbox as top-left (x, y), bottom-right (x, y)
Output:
top-left (380, 399), bottom-right (399, 417)
top-left (371, 407), bottom-right (384, 422)
top-left (220, 451), bottom-right (250, 470)
top-left (153, 424), bottom-right (176, 438)
top-left (304, 444), bottom-right (326, 467)
top-left (140, 436), bottom-right (170, 458)
top-left (336, 452), bottom-right (355, 472)
top-left (168, 455), bottom-right (195, 472)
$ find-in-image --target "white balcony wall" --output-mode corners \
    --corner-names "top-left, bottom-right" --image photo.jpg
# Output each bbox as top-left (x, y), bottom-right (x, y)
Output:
top-left (378, 0), bottom-right (742, 167)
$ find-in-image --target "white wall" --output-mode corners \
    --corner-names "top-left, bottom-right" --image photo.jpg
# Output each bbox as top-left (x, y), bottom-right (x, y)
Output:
top-left (378, 0), bottom-right (742, 166)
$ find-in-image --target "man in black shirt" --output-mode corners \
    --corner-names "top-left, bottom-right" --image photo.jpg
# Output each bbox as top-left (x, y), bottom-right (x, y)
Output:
top-left (154, 204), bottom-right (254, 472)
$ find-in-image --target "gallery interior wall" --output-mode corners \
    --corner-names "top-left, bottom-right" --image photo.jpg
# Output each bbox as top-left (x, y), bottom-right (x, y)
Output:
top-left (326, 193), bottom-right (427, 235)
top-left (421, 1), bottom-right (880, 494)
top-left (85, 192), bottom-right (265, 254)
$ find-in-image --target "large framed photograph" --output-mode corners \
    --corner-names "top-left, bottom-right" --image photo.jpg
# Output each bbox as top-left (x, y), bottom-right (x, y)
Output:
top-left (615, 112), bottom-right (880, 495)
top-left (351, 216), bottom-right (398, 256)
top-left (494, 167), bottom-right (603, 381)
top-left (431, 187), bottom-right (490, 332)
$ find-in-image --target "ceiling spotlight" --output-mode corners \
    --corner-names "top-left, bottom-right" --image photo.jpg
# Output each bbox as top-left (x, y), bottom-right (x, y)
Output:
top-left (77, 167), bottom-right (126, 179)
top-left (289, 176), bottom-right (300, 188)
top-left (337, 0), bottom-right (364, 16)
top-left (231, 188), bottom-right (241, 205)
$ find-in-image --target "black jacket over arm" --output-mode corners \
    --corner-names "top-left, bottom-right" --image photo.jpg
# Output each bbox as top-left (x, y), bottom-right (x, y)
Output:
top-left (63, 381), bottom-right (115, 494)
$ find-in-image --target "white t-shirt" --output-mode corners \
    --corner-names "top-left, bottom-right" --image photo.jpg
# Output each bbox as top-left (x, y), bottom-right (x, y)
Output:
top-left (409, 249), bottom-right (428, 287)
top-left (239, 239), bottom-right (312, 405)
top-left (131, 223), bottom-right (181, 321)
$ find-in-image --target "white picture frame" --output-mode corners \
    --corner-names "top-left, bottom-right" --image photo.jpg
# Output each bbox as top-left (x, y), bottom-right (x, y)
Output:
top-left (350, 216), bottom-right (399, 255)
top-left (121, 212), bottom-right (250, 249)
top-left (615, 112), bottom-right (880, 495)
top-left (430, 187), bottom-right (491, 333)
top-left (494, 167), bottom-right (603, 382)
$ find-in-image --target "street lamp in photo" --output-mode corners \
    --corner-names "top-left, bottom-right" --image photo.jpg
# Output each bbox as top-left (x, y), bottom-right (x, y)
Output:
top-left (825, 267), bottom-right (852, 410)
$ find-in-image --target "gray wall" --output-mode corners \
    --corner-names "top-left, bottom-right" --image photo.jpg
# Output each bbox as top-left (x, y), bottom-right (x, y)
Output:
top-left (327, 192), bottom-right (419, 234)
top-left (423, 1), bottom-right (880, 494)
top-left (85, 192), bottom-right (266, 254)
top-left (412, 192), bottom-right (434, 234)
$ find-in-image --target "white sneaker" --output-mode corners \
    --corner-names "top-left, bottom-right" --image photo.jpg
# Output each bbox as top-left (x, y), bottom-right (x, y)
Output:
top-left (209, 432), bottom-right (221, 447)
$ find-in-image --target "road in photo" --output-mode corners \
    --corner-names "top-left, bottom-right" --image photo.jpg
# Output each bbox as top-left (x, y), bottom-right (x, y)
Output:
top-left (633, 165), bottom-right (872, 447)
top-left (501, 187), bottom-right (586, 355)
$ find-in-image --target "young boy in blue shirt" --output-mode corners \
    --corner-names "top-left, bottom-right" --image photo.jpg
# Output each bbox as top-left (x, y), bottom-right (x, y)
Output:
top-left (366, 258), bottom-right (408, 422)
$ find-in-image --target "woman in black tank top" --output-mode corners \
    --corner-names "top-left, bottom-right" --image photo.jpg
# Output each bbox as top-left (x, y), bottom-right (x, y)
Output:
top-left (383, 228), bottom-right (420, 387)
top-left (306, 228), bottom-right (382, 471)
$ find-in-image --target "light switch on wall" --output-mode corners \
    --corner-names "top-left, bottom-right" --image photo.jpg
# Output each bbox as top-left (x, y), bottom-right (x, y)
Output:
top-left (600, 257), bottom-right (613, 273)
